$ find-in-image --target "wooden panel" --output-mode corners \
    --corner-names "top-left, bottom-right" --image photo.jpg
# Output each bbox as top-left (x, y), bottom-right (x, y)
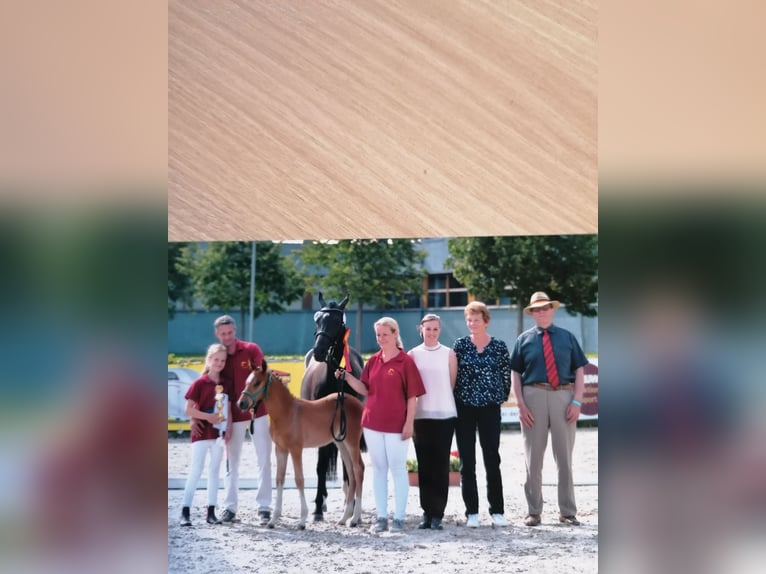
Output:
top-left (169, 1), bottom-right (597, 241)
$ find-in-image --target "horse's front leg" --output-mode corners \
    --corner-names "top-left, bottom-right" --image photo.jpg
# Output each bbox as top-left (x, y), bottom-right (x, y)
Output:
top-left (269, 447), bottom-right (288, 528)
top-left (291, 448), bottom-right (308, 530)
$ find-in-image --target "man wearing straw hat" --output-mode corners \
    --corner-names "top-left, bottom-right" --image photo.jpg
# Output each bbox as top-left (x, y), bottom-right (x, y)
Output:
top-left (510, 291), bottom-right (588, 527)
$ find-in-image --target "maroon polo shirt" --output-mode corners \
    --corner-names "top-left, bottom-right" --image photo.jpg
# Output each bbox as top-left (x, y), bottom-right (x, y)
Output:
top-left (359, 350), bottom-right (426, 433)
top-left (222, 339), bottom-right (266, 421)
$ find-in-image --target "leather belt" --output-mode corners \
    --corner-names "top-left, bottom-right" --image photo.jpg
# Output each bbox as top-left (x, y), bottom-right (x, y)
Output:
top-left (531, 383), bottom-right (572, 391)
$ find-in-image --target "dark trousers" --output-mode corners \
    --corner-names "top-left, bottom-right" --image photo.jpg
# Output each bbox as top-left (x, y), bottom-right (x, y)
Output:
top-left (455, 403), bottom-right (504, 516)
top-left (413, 417), bottom-right (456, 520)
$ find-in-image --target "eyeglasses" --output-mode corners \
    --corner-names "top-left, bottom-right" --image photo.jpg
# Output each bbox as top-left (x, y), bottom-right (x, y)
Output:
top-left (530, 305), bottom-right (552, 313)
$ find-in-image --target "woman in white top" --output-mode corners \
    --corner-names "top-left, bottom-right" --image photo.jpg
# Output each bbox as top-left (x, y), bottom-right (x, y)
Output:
top-left (408, 313), bottom-right (458, 530)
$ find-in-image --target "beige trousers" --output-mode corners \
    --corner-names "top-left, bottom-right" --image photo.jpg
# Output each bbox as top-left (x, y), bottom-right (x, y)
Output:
top-left (521, 385), bottom-right (577, 516)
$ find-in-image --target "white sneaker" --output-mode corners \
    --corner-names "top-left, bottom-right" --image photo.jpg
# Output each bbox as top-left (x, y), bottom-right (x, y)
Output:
top-left (491, 514), bottom-right (508, 527)
top-left (466, 514), bottom-right (479, 528)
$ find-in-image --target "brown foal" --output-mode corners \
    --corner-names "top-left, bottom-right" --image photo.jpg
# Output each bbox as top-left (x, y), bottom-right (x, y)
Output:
top-left (238, 364), bottom-right (365, 529)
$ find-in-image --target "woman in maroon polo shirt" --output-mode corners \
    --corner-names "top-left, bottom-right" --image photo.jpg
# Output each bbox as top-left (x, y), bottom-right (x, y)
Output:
top-left (336, 317), bottom-right (425, 534)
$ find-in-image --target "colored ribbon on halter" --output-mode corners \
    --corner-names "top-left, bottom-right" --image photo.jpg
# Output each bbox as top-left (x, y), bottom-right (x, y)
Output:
top-left (340, 327), bottom-right (352, 372)
top-left (331, 328), bottom-right (352, 442)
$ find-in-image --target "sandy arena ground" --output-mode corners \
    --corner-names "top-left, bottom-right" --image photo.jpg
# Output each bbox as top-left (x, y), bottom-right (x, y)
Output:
top-left (168, 427), bottom-right (598, 573)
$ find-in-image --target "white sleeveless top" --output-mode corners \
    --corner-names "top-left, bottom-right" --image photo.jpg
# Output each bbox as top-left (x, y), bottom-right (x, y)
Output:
top-left (409, 343), bottom-right (457, 420)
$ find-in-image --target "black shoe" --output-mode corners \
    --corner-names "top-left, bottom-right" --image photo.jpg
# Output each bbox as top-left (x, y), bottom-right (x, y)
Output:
top-left (220, 509), bottom-right (236, 523)
top-left (418, 514), bottom-right (432, 529)
top-left (207, 505), bottom-right (222, 524)
top-left (559, 514), bottom-right (581, 526)
top-left (524, 514), bottom-right (541, 526)
top-left (258, 510), bottom-right (271, 526)
top-left (180, 506), bottom-right (191, 527)
top-left (430, 517), bottom-right (443, 530)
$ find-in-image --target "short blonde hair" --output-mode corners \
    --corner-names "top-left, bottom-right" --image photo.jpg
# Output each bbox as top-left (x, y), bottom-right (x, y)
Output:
top-left (374, 316), bottom-right (404, 349)
top-left (464, 301), bottom-right (490, 323)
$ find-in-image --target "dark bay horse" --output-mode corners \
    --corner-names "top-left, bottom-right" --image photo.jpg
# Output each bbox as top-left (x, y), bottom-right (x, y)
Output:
top-left (238, 361), bottom-right (364, 529)
top-left (300, 293), bottom-right (365, 521)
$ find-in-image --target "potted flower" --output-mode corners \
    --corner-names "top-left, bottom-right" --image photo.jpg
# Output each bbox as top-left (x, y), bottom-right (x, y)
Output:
top-left (448, 451), bottom-right (461, 486)
top-left (406, 453), bottom-right (461, 487)
top-left (407, 458), bottom-right (419, 486)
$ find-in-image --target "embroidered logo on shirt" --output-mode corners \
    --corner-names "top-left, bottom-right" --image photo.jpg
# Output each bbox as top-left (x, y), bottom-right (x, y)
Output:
top-left (240, 360), bottom-right (250, 369)
top-left (387, 368), bottom-right (396, 375)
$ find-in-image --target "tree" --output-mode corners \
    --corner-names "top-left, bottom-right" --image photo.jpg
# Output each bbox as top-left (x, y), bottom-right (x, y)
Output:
top-left (298, 239), bottom-right (427, 349)
top-left (446, 235), bottom-right (598, 335)
top-left (168, 242), bottom-right (192, 318)
top-left (189, 241), bottom-right (305, 328)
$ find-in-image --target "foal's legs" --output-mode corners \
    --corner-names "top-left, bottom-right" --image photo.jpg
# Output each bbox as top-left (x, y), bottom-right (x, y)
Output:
top-left (336, 442), bottom-right (363, 527)
top-left (290, 447), bottom-right (309, 530)
top-left (336, 444), bottom-right (354, 526)
top-left (269, 447), bottom-right (289, 528)
top-left (351, 446), bottom-right (365, 527)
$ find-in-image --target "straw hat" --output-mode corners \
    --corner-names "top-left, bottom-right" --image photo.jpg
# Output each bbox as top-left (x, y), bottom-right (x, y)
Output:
top-left (523, 291), bottom-right (560, 315)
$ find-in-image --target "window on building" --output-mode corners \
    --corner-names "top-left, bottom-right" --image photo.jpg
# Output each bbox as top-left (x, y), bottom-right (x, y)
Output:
top-left (427, 273), bottom-right (468, 308)
top-left (427, 292), bottom-right (446, 307)
top-left (386, 292), bottom-right (421, 309)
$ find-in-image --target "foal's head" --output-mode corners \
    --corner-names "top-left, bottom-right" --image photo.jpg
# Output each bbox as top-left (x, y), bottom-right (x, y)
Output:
top-left (237, 359), bottom-right (270, 411)
top-left (312, 292), bottom-right (349, 363)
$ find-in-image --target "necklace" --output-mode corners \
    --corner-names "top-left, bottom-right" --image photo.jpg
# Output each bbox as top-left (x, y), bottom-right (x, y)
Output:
top-left (424, 343), bottom-right (441, 351)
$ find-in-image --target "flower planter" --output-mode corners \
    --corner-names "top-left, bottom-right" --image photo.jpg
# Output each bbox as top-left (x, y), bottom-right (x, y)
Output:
top-left (408, 471), bottom-right (461, 487)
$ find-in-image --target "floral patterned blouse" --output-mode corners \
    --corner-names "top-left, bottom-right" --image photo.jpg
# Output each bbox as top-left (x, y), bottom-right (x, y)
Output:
top-left (453, 336), bottom-right (511, 407)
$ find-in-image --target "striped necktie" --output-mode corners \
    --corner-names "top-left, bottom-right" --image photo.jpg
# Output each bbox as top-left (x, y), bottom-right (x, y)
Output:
top-left (542, 329), bottom-right (560, 388)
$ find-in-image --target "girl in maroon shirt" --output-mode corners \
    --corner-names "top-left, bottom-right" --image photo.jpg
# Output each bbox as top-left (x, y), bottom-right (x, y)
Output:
top-left (179, 343), bottom-right (232, 526)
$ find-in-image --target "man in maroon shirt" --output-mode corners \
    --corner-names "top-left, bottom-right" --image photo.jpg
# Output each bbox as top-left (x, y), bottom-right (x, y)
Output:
top-left (211, 315), bottom-right (272, 524)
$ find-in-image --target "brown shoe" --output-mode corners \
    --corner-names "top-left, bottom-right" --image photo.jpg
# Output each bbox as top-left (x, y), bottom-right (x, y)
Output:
top-left (559, 514), bottom-right (581, 526)
top-left (524, 514), bottom-right (541, 526)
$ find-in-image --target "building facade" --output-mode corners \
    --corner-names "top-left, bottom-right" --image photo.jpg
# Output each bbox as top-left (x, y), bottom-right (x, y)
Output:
top-left (168, 238), bottom-right (598, 355)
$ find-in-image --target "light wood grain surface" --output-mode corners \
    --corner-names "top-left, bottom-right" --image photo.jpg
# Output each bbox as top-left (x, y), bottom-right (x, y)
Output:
top-left (169, 0), bottom-right (597, 241)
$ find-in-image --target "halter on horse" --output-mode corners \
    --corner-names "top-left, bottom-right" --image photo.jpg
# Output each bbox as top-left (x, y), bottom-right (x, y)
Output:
top-left (239, 360), bottom-right (365, 529)
top-left (300, 293), bottom-right (365, 521)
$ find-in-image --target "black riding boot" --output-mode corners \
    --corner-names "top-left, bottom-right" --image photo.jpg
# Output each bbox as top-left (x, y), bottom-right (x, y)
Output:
top-left (180, 506), bottom-right (191, 526)
top-left (206, 505), bottom-right (222, 525)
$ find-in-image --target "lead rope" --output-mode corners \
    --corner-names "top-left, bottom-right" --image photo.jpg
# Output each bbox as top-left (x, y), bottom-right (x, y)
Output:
top-left (328, 349), bottom-right (348, 442)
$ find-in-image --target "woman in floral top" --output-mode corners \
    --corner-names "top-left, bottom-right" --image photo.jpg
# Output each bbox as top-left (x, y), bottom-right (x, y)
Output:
top-left (453, 301), bottom-right (511, 528)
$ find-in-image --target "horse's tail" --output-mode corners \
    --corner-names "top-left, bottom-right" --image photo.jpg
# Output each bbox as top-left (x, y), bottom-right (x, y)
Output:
top-left (319, 442), bottom-right (338, 482)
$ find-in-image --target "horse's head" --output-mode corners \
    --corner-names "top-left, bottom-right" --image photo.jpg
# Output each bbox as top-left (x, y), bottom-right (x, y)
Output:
top-left (237, 359), bottom-right (272, 411)
top-left (312, 293), bottom-right (348, 363)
